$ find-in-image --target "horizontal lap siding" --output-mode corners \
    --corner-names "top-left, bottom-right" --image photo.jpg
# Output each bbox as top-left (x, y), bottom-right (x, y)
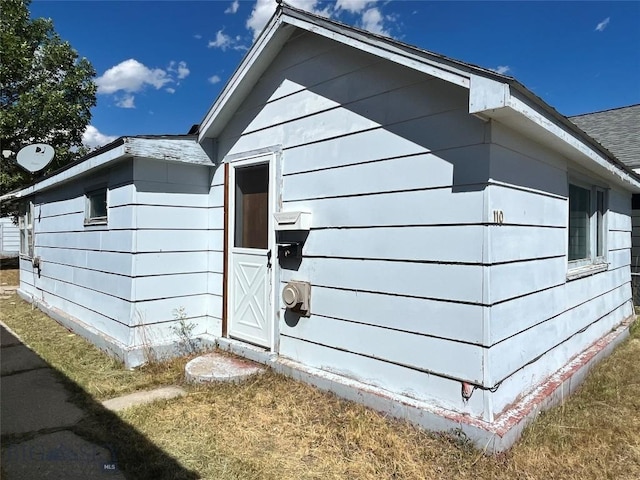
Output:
top-left (132, 158), bottom-right (214, 328)
top-left (491, 300), bottom-right (632, 417)
top-left (206, 166), bottom-right (225, 329)
top-left (25, 162), bottom-right (135, 345)
top-left (291, 285), bottom-right (484, 344)
top-left (279, 335), bottom-right (484, 416)
top-left (218, 35), bottom-right (491, 400)
top-left (485, 122), bottom-right (634, 415)
top-left (0, 217), bottom-right (19, 254)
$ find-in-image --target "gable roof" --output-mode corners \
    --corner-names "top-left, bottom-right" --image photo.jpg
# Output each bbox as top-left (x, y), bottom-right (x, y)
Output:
top-left (198, 2), bottom-right (640, 192)
top-left (570, 104), bottom-right (640, 169)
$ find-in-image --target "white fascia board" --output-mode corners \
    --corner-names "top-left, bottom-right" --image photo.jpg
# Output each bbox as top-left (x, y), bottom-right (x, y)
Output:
top-left (125, 138), bottom-right (211, 166)
top-left (506, 94), bottom-right (640, 192)
top-left (281, 15), bottom-right (470, 89)
top-left (198, 17), bottom-right (294, 141)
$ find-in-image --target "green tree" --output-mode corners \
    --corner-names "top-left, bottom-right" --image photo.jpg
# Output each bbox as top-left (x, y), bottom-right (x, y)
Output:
top-left (0, 0), bottom-right (96, 210)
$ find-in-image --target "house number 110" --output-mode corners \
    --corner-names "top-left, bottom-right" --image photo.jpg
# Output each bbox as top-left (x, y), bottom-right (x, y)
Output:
top-left (493, 210), bottom-right (504, 224)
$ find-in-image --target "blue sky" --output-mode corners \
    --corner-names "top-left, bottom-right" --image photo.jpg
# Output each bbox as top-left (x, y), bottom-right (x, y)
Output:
top-left (30, 0), bottom-right (640, 148)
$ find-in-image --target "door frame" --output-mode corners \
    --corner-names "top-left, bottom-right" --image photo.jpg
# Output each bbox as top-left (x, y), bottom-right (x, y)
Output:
top-left (224, 148), bottom-right (281, 351)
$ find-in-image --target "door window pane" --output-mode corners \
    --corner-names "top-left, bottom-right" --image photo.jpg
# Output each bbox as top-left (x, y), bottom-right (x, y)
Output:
top-left (234, 164), bottom-right (269, 249)
top-left (568, 184), bottom-right (590, 261)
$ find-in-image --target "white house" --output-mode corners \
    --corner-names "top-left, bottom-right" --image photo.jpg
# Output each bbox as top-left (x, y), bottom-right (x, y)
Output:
top-left (4, 4), bottom-right (638, 451)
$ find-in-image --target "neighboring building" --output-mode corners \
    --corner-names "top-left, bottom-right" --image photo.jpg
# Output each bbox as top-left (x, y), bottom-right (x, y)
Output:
top-left (571, 105), bottom-right (640, 299)
top-left (0, 217), bottom-right (20, 258)
top-left (4, 4), bottom-right (638, 452)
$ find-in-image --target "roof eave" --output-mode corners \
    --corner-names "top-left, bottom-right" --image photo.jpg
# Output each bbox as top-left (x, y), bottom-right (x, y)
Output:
top-left (469, 79), bottom-right (640, 192)
top-left (198, 12), bottom-right (296, 141)
top-left (4, 137), bottom-right (212, 200)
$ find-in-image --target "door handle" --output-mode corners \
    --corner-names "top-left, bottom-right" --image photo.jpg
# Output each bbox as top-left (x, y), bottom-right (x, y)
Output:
top-left (267, 249), bottom-right (272, 269)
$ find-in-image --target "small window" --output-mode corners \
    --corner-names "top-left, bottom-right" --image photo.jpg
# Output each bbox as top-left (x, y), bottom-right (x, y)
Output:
top-left (19, 201), bottom-right (34, 257)
top-left (568, 181), bottom-right (607, 273)
top-left (85, 188), bottom-right (107, 225)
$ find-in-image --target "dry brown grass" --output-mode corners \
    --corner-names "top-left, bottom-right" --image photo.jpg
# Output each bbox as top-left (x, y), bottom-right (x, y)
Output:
top-left (1, 276), bottom-right (639, 479)
top-left (117, 322), bottom-right (640, 480)
top-left (0, 286), bottom-right (187, 400)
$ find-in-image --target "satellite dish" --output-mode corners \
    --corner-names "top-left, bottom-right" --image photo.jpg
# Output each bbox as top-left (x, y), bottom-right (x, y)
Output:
top-left (16, 144), bottom-right (55, 173)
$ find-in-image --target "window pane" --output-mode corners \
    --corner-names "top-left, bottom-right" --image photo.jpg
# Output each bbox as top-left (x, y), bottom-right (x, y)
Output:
top-left (87, 189), bottom-right (107, 220)
top-left (596, 190), bottom-right (605, 257)
top-left (568, 184), bottom-right (590, 261)
top-left (234, 164), bottom-right (269, 249)
top-left (19, 202), bottom-right (33, 256)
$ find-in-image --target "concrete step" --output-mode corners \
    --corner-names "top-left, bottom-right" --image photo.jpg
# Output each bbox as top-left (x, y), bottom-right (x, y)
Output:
top-left (185, 351), bottom-right (265, 384)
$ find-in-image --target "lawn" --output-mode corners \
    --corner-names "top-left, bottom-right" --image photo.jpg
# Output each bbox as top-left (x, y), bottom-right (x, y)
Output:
top-left (1, 272), bottom-right (638, 479)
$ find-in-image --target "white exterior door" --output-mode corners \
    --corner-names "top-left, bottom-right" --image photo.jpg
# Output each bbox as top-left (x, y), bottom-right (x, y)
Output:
top-left (227, 155), bottom-right (275, 348)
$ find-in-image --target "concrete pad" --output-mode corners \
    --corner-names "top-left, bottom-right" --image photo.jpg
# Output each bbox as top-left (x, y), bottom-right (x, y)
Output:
top-left (1, 345), bottom-right (49, 375)
top-left (1, 369), bottom-right (84, 435)
top-left (1, 430), bottom-right (125, 480)
top-left (101, 386), bottom-right (187, 412)
top-left (185, 352), bottom-right (265, 383)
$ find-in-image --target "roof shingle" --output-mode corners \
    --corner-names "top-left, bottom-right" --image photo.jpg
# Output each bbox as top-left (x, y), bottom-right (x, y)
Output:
top-left (570, 104), bottom-right (640, 168)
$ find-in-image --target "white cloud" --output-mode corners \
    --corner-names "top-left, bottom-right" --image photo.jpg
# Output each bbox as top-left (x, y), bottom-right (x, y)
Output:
top-left (95, 59), bottom-right (172, 94)
top-left (225, 0), bottom-right (240, 14)
top-left (595, 17), bottom-right (610, 32)
top-left (208, 29), bottom-right (234, 50)
top-left (208, 29), bottom-right (247, 51)
top-left (493, 65), bottom-right (511, 75)
top-left (115, 94), bottom-right (135, 108)
top-left (208, 75), bottom-right (222, 84)
top-left (246, 0), bottom-right (325, 39)
top-left (336, 0), bottom-right (372, 14)
top-left (361, 7), bottom-right (388, 35)
top-left (82, 126), bottom-right (117, 149)
top-left (169, 60), bottom-right (190, 79)
top-left (166, 87), bottom-right (176, 94)
top-left (194, 34), bottom-right (202, 39)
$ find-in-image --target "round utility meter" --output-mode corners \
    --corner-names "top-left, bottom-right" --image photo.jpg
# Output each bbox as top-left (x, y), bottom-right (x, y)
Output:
top-left (282, 283), bottom-right (301, 308)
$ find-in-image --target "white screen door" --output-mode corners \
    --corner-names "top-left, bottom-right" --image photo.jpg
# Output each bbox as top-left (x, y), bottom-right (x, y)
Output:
top-left (228, 156), bottom-right (274, 347)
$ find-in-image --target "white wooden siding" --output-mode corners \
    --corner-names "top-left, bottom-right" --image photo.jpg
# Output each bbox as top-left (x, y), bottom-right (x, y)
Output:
top-left (490, 299), bottom-right (631, 417)
top-left (218, 36), bottom-right (492, 407)
top-left (205, 164), bottom-right (226, 331)
top-left (0, 217), bottom-right (19, 255)
top-left (21, 161), bottom-right (135, 345)
top-left (293, 285), bottom-right (485, 344)
top-left (130, 158), bottom-right (215, 328)
top-left (484, 121), bottom-right (633, 416)
top-left (278, 335), bottom-right (484, 416)
top-left (213, 31), bottom-right (634, 423)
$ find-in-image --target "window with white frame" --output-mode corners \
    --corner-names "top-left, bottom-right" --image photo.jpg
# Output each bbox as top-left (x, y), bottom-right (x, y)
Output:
top-left (568, 182), bottom-right (607, 270)
top-left (19, 201), bottom-right (34, 257)
top-left (85, 188), bottom-right (107, 225)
